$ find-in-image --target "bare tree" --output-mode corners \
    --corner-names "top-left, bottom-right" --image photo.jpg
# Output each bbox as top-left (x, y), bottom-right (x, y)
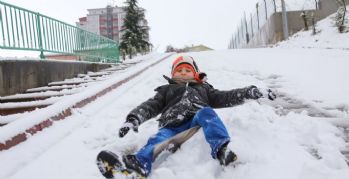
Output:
top-left (335, 0), bottom-right (347, 33)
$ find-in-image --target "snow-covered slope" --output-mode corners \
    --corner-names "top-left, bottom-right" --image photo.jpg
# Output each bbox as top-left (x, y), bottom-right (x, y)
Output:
top-left (0, 48), bottom-right (348, 179)
top-left (276, 6), bottom-right (349, 49)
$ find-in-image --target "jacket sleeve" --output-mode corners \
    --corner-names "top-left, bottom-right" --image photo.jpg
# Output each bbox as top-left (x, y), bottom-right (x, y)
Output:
top-left (206, 85), bottom-right (254, 108)
top-left (126, 86), bottom-right (167, 125)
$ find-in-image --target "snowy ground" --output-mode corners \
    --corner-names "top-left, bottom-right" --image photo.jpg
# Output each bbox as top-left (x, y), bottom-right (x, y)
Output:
top-left (1, 7), bottom-right (349, 178)
top-left (0, 48), bottom-right (348, 179)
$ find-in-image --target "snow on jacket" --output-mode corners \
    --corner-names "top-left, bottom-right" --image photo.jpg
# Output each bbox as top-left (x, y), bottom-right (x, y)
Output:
top-left (126, 76), bottom-right (256, 128)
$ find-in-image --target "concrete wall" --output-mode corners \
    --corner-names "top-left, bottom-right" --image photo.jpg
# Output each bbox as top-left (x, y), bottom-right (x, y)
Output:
top-left (0, 60), bottom-right (111, 96)
top-left (318, 0), bottom-right (348, 19)
top-left (242, 0), bottom-right (349, 48)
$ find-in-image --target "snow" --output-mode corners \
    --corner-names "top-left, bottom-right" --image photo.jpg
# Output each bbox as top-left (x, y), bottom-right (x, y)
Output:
top-left (0, 50), bottom-right (41, 60)
top-left (1, 9), bottom-right (349, 179)
top-left (0, 47), bottom-right (348, 179)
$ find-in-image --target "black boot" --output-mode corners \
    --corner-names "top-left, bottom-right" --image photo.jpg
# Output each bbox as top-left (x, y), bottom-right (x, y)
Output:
top-left (217, 143), bottom-right (237, 166)
top-left (96, 151), bottom-right (146, 179)
top-left (123, 154), bottom-right (147, 177)
top-left (96, 150), bottom-right (124, 178)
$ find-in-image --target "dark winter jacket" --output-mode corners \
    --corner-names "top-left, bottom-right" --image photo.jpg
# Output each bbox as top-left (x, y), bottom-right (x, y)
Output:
top-left (127, 76), bottom-right (257, 128)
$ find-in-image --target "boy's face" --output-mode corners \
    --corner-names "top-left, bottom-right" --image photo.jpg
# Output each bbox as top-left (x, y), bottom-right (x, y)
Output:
top-left (172, 67), bottom-right (195, 80)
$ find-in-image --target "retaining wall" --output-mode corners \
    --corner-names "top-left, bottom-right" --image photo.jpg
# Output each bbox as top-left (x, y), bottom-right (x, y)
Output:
top-left (0, 60), bottom-right (111, 96)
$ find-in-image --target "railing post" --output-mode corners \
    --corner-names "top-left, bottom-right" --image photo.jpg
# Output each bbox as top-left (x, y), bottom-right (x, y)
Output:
top-left (281, 0), bottom-right (289, 39)
top-left (10, 7), bottom-right (15, 47)
top-left (4, 5), bottom-right (11, 46)
top-left (0, 5), bottom-right (5, 45)
top-left (36, 12), bottom-right (45, 59)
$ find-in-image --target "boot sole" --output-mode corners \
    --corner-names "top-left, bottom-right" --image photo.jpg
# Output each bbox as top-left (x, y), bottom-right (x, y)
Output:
top-left (96, 150), bottom-right (145, 179)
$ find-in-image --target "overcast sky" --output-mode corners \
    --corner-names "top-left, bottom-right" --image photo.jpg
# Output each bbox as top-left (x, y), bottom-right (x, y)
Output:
top-left (4, 0), bottom-right (258, 52)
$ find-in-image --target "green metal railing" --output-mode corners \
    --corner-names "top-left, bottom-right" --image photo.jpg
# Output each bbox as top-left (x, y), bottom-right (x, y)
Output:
top-left (0, 1), bottom-right (119, 63)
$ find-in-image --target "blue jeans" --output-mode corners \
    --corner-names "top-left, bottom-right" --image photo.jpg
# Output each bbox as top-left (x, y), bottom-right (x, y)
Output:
top-left (135, 107), bottom-right (230, 176)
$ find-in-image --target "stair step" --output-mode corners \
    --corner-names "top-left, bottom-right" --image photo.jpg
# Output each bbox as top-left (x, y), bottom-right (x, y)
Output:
top-left (77, 71), bottom-right (111, 78)
top-left (0, 96), bottom-right (53, 103)
top-left (26, 85), bottom-right (82, 93)
top-left (0, 104), bottom-right (50, 116)
top-left (48, 80), bottom-right (96, 86)
top-left (1, 90), bottom-right (77, 103)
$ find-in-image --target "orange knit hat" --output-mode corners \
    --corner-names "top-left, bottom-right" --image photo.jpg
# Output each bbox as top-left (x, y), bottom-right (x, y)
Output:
top-left (171, 56), bottom-right (199, 76)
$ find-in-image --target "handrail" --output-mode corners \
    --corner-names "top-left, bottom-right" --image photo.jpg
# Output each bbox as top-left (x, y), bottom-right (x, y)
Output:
top-left (0, 1), bottom-right (119, 63)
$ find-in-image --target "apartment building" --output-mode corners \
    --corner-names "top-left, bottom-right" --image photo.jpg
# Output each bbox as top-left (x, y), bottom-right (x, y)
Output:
top-left (77, 5), bottom-right (148, 43)
top-left (77, 6), bottom-right (126, 43)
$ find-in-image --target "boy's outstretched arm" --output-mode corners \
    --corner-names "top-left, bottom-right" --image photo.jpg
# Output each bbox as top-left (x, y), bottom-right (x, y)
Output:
top-left (207, 85), bottom-right (263, 108)
top-left (119, 87), bottom-right (166, 137)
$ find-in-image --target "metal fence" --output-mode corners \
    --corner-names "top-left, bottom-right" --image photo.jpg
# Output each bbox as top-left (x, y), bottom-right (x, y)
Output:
top-left (0, 1), bottom-right (119, 63)
top-left (229, 0), bottom-right (319, 49)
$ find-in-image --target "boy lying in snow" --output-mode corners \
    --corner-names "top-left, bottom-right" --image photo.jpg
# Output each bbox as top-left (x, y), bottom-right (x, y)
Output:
top-left (98, 55), bottom-right (268, 178)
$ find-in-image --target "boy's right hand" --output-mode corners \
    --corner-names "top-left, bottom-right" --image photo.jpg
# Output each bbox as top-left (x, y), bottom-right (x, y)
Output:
top-left (119, 117), bottom-right (139, 138)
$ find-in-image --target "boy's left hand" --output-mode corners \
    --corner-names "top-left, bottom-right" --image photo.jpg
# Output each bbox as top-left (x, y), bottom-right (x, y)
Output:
top-left (247, 86), bottom-right (263, 99)
top-left (266, 89), bottom-right (277, 100)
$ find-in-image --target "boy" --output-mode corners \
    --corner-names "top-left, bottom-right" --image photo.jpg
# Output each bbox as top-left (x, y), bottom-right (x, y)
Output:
top-left (98, 55), bottom-right (264, 178)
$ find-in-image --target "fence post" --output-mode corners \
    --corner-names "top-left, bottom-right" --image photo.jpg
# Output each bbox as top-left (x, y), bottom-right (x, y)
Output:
top-left (233, 36), bottom-right (235, 49)
top-left (256, 3), bottom-right (260, 29)
top-left (301, 11), bottom-right (309, 30)
top-left (263, 0), bottom-right (268, 20)
top-left (234, 37), bottom-right (237, 49)
top-left (238, 28), bottom-right (241, 45)
top-left (231, 38), bottom-right (234, 49)
top-left (273, 0), bottom-right (277, 13)
top-left (36, 13), bottom-right (45, 59)
top-left (236, 28), bottom-right (238, 47)
top-left (239, 20), bottom-right (242, 43)
top-left (250, 13), bottom-right (254, 37)
top-left (281, 0), bottom-right (289, 39)
top-left (311, 12), bottom-right (316, 35)
top-left (234, 35), bottom-right (237, 48)
top-left (244, 12), bottom-right (250, 44)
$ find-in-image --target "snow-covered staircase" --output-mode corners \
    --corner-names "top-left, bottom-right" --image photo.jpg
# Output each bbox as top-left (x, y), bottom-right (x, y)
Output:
top-left (0, 53), bottom-right (173, 151)
top-left (0, 63), bottom-right (137, 117)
